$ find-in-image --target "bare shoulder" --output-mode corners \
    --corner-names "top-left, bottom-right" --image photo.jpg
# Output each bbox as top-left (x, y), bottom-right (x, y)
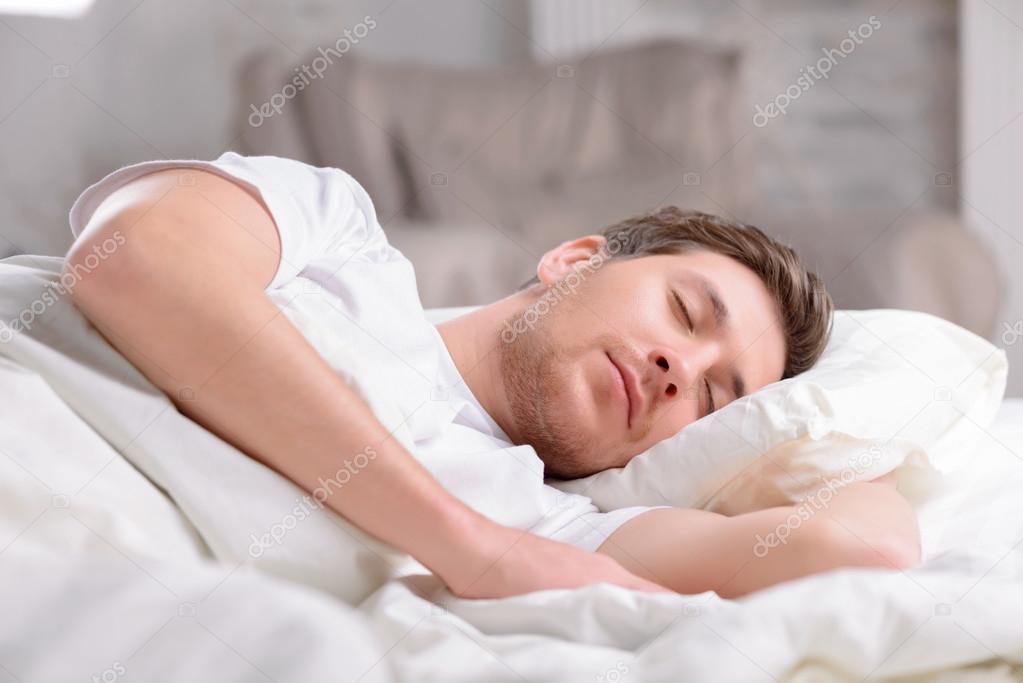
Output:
top-left (70, 166), bottom-right (281, 290)
top-left (84, 167), bottom-right (276, 242)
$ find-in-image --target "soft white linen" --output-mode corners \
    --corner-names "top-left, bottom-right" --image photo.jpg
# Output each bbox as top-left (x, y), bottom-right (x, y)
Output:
top-left (2, 262), bottom-right (1023, 681)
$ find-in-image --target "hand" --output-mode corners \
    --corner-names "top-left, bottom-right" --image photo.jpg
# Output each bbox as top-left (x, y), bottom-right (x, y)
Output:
top-left (435, 522), bottom-right (671, 599)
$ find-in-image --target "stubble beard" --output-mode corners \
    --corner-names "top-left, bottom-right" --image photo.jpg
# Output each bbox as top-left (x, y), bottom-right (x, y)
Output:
top-left (499, 316), bottom-right (595, 480)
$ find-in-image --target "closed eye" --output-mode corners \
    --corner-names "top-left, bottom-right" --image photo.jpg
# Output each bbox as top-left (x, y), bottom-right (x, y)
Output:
top-left (672, 290), bottom-right (694, 330)
top-left (673, 290), bottom-right (717, 415)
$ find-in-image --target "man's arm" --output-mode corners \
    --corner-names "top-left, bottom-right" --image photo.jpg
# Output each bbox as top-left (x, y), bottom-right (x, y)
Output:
top-left (597, 473), bottom-right (920, 598)
top-left (65, 168), bottom-right (666, 598)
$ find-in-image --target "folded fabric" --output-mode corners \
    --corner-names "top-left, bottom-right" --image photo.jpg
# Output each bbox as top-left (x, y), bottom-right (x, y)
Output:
top-left (552, 309), bottom-right (1008, 514)
top-left (0, 256), bottom-right (409, 604)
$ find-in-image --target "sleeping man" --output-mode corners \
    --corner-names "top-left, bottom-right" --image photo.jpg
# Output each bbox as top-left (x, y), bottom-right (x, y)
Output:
top-left (65, 153), bottom-right (920, 599)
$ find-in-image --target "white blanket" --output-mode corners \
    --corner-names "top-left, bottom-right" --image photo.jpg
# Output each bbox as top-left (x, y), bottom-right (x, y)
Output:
top-left (1, 255), bottom-right (1022, 682)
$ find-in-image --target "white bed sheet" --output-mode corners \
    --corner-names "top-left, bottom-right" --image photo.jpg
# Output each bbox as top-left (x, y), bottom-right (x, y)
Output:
top-left (2, 256), bottom-right (1022, 683)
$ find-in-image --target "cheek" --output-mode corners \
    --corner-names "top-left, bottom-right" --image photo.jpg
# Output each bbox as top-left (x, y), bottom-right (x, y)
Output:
top-left (568, 263), bottom-right (664, 329)
top-left (645, 399), bottom-right (698, 445)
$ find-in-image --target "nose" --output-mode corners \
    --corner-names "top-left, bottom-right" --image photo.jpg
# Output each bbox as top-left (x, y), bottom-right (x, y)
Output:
top-left (648, 343), bottom-right (716, 400)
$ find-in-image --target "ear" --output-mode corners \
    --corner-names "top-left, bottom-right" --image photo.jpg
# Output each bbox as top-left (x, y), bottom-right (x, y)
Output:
top-left (536, 235), bottom-right (607, 286)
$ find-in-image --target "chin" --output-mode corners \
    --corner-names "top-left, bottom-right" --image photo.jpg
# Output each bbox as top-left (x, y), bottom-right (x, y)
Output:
top-left (533, 438), bottom-right (596, 480)
top-left (538, 442), bottom-right (620, 480)
top-left (534, 401), bottom-right (633, 479)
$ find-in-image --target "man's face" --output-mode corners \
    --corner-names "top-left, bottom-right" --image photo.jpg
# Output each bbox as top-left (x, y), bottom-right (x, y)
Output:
top-left (500, 247), bottom-right (786, 479)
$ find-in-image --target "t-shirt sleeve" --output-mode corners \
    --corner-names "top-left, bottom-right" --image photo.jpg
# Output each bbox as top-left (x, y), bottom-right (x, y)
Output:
top-left (68, 152), bottom-right (392, 290)
top-left (530, 492), bottom-right (670, 553)
top-left (544, 506), bottom-right (666, 553)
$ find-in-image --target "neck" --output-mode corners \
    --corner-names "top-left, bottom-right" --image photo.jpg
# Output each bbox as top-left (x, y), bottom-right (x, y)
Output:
top-left (436, 290), bottom-right (534, 444)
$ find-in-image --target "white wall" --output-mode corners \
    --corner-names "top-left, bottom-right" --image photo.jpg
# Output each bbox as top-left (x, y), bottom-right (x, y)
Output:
top-left (960, 0), bottom-right (1023, 396)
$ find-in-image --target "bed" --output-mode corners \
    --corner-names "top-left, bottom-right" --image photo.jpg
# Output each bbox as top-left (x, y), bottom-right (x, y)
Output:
top-left (1, 257), bottom-right (1022, 682)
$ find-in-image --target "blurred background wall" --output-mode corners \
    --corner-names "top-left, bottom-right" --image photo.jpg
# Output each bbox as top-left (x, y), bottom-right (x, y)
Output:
top-left (0, 0), bottom-right (531, 257)
top-left (0, 0), bottom-right (1020, 395)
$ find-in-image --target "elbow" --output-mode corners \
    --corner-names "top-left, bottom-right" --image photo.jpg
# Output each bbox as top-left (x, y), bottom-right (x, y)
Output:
top-left (817, 517), bottom-right (921, 572)
top-left (873, 529), bottom-right (921, 570)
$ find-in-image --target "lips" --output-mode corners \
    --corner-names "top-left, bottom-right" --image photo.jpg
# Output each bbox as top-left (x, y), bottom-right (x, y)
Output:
top-left (607, 352), bottom-right (642, 429)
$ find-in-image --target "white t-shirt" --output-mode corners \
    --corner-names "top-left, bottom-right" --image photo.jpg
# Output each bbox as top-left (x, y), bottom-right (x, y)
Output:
top-left (68, 152), bottom-right (654, 552)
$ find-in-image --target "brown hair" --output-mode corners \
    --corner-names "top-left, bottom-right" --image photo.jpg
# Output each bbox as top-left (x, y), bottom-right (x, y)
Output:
top-left (526, 207), bottom-right (833, 378)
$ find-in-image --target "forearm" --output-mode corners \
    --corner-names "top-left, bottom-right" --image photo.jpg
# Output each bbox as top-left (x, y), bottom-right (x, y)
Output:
top-left (597, 478), bottom-right (920, 598)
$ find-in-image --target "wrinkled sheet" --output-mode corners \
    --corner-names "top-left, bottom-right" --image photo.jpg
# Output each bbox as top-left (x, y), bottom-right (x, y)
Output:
top-left (1, 255), bottom-right (1022, 682)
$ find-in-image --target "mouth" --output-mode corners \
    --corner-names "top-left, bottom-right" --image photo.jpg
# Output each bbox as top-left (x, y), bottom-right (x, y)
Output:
top-left (607, 352), bottom-right (637, 429)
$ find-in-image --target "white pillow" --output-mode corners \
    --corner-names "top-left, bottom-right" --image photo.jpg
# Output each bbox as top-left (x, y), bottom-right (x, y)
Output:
top-left (545, 309), bottom-right (1008, 514)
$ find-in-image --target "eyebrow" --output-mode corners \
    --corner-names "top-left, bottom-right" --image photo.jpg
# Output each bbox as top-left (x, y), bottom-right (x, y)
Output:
top-left (695, 275), bottom-right (746, 400)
